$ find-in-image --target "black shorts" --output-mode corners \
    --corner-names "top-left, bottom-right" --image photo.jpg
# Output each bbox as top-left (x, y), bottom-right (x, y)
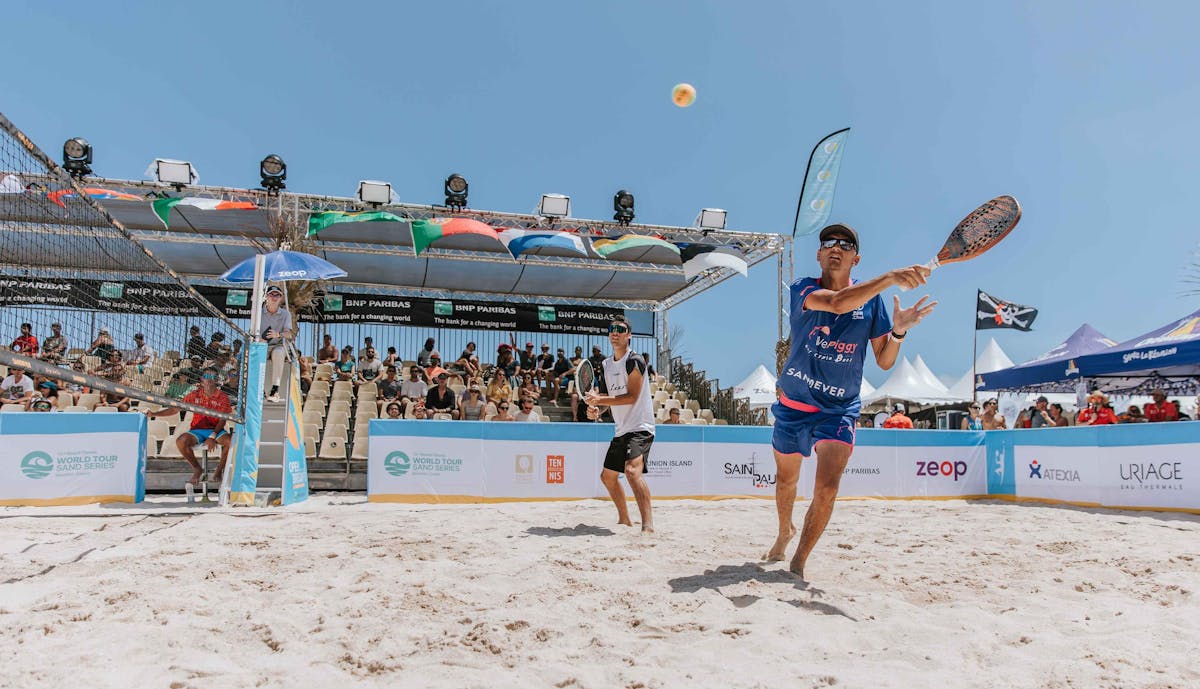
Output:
top-left (603, 431), bottom-right (654, 474)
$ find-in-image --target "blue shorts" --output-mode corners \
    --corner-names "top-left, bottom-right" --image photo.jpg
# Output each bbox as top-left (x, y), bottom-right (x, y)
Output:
top-left (770, 401), bottom-right (856, 457)
top-left (185, 428), bottom-right (229, 444)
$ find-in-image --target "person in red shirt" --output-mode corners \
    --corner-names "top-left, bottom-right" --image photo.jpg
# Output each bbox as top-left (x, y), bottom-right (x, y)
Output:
top-left (1077, 391), bottom-right (1119, 426)
top-left (1144, 389), bottom-right (1179, 423)
top-left (882, 403), bottom-right (915, 429)
top-left (146, 367), bottom-right (233, 485)
top-left (11, 322), bottom-right (39, 356)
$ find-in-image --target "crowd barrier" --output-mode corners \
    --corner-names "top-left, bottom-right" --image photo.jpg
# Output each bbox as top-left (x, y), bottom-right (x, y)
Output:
top-left (368, 420), bottom-right (1200, 513)
top-left (0, 412), bottom-right (146, 506)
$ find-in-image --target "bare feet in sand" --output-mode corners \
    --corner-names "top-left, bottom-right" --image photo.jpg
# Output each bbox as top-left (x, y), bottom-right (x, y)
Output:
top-left (641, 524), bottom-right (655, 534)
top-left (764, 525), bottom-right (796, 561)
top-left (187, 471), bottom-right (205, 485)
top-left (789, 557), bottom-right (805, 579)
top-left (618, 518), bottom-right (634, 527)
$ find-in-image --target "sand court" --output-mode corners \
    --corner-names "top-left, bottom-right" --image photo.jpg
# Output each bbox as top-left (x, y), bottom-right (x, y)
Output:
top-left (1, 497), bottom-right (1198, 689)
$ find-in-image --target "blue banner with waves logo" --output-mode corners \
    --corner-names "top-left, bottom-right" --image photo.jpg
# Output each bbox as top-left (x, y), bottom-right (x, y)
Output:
top-left (793, 127), bottom-right (851, 237)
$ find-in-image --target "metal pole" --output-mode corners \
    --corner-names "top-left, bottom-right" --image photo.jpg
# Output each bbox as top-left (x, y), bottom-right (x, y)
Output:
top-left (777, 250), bottom-right (784, 342)
top-left (249, 254), bottom-right (266, 340)
top-left (971, 314), bottom-right (979, 405)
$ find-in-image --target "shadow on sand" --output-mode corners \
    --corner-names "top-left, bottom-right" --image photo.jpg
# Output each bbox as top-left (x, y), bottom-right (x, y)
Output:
top-left (668, 562), bottom-right (857, 620)
top-left (525, 524), bottom-right (617, 538)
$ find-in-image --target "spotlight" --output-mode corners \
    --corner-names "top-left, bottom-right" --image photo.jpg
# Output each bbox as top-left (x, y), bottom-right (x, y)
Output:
top-left (695, 208), bottom-right (727, 231)
top-left (538, 193), bottom-right (571, 219)
top-left (613, 189), bottom-right (635, 225)
top-left (259, 154), bottom-right (287, 195)
top-left (62, 137), bottom-right (93, 179)
top-left (444, 173), bottom-right (468, 209)
top-left (152, 158), bottom-right (197, 190)
top-left (357, 180), bottom-right (393, 206)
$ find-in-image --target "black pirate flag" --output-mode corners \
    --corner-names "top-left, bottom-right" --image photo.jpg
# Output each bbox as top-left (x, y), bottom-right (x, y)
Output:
top-left (976, 290), bottom-right (1038, 331)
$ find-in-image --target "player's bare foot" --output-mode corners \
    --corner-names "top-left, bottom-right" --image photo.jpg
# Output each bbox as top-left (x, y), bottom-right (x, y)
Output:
top-left (641, 524), bottom-right (655, 534)
top-left (789, 556), bottom-right (806, 579)
top-left (618, 518), bottom-right (634, 527)
top-left (187, 471), bottom-right (205, 485)
top-left (764, 525), bottom-right (796, 561)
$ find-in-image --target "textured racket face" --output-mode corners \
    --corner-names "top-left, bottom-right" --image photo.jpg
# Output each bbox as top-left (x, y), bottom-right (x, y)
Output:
top-left (576, 360), bottom-right (595, 396)
top-left (936, 195), bottom-right (1021, 265)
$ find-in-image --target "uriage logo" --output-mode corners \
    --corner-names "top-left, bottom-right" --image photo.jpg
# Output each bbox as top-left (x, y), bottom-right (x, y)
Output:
top-left (916, 460), bottom-right (968, 481)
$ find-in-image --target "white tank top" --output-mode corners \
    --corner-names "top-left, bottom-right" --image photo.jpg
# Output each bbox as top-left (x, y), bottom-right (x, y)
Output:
top-left (601, 350), bottom-right (655, 436)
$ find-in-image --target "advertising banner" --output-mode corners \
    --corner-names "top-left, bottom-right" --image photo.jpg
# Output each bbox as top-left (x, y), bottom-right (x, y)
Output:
top-left (228, 342), bottom-right (266, 505)
top-left (281, 360), bottom-right (309, 505)
top-left (369, 423), bottom-right (486, 501)
top-left (0, 412), bottom-right (145, 506)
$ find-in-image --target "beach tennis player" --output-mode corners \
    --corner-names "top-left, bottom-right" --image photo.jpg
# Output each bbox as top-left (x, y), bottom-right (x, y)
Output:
top-left (584, 316), bottom-right (656, 532)
top-left (767, 224), bottom-right (937, 577)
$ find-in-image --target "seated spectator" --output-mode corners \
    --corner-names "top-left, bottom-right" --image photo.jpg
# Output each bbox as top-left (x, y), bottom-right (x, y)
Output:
top-left (454, 342), bottom-right (480, 377)
top-left (981, 398), bottom-right (1007, 430)
top-left (214, 351), bottom-right (239, 397)
top-left (960, 402), bottom-right (983, 430)
top-left (1119, 405), bottom-right (1148, 423)
top-left (206, 332), bottom-right (230, 361)
top-left (297, 351), bottom-right (312, 394)
top-left (377, 366), bottom-right (403, 410)
top-left (98, 387), bottom-right (131, 412)
top-left (1144, 389), bottom-right (1179, 422)
top-left (357, 347), bottom-right (383, 386)
top-left (534, 343), bottom-right (555, 389)
top-left (62, 360), bottom-right (92, 403)
top-left (335, 346), bottom-right (356, 382)
top-left (89, 328), bottom-right (115, 359)
top-left (11, 322), bottom-right (39, 356)
top-left (569, 345), bottom-right (584, 367)
top-left (424, 372), bottom-right (459, 419)
top-left (164, 371), bottom-right (193, 400)
top-left (129, 333), bottom-right (156, 373)
top-left (1029, 396), bottom-right (1054, 428)
top-left (30, 397), bottom-right (55, 412)
top-left (548, 348), bottom-right (575, 403)
top-left (588, 345), bottom-right (606, 371)
top-left (495, 345), bottom-right (518, 388)
top-left (1049, 403), bottom-right (1070, 427)
top-left (383, 401), bottom-right (404, 419)
top-left (91, 349), bottom-right (126, 382)
top-left (184, 355), bottom-right (205, 384)
top-left (1077, 391), bottom-right (1119, 425)
top-left (663, 407), bottom-right (682, 424)
top-left (41, 322), bottom-right (67, 363)
top-left (317, 334), bottom-right (338, 364)
top-left (400, 365), bottom-right (428, 405)
top-left (34, 380), bottom-right (59, 406)
top-left (491, 401), bottom-right (514, 421)
top-left (185, 325), bottom-right (207, 360)
top-left (518, 342), bottom-right (538, 382)
top-left (145, 367), bottom-right (232, 485)
top-left (382, 346), bottom-right (399, 368)
top-left (1, 367), bottom-right (34, 408)
top-left (416, 337), bottom-right (436, 368)
top-left (424, 352), bottom-right (448, 382)
top-left (642, 352), bottom-right (656, 382)
top-left (460, 386), bottom-right (486, 421)
top-left (858, 416), bottom-right (874, 428)
top-left (1014, 408), bottom-right (1033, 429)
top-left (512, 396), bottom-right (541, 422)
top-left (485, 369), bottom-right (511, 407)
top-left (517, 372), bottom-right (539, 402)
top-left (882, 403), bottom-right (914, 429)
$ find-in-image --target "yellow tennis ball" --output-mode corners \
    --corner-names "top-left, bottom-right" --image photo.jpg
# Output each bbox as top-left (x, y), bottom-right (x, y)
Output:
top-left (672, 83), bottom-right (696, 107)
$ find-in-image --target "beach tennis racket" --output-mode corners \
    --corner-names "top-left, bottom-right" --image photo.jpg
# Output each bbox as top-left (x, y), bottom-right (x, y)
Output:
top-left (902, 195), bottom-right (1021, 290)
top-left (576, 360), bottom-right (595, 398)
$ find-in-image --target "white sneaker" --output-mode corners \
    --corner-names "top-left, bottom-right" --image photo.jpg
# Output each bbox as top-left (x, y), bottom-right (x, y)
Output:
top-left (266, 395), bottom-right (281, 403)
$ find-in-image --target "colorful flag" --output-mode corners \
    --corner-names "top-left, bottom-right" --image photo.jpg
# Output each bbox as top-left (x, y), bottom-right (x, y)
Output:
top-left (977, 289), bottom-right (1038, 331)
top-left (411, 218), bottom-right (502, 256)
top-left (793, 127), bottom-right (850, 237)
top-left (497, 229), bottom-right (588, 259)
top-left (47, 187), bottom-right (143, 208)
top-left (678, 244), bottom-right (749, 280)
top-left (153, 197), bottom-right (257, 228)
top-left (307, 210), bottom-right (404, 237)
top-left (591, 234), bottom-right (680, 259)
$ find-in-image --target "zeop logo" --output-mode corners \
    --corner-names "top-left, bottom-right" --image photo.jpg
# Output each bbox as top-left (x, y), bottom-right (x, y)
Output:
top-left (916, 459), bottom-right (968, 481)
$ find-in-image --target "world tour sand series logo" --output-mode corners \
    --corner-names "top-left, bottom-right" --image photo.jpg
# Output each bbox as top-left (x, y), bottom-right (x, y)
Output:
top-left (384, 450), bottom-right (463, 478)
top-left (384, 451), bottom-right (411, 477)
top-left (20, 451), bottom-right (54, 479)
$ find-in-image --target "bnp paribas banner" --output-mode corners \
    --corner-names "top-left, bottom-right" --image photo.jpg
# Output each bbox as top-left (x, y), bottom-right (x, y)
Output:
top-left (0, 412), bottom-right (146, 506)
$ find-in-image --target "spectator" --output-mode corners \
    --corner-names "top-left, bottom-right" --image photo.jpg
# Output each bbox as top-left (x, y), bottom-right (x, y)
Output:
top-left (97, 386), bottom-right (131, 412)
top-left (642, 352), bottom-right (656, 382)
top-left (1144, 389), bottom-right (1179, 422)
top-left (485, 368), bottom-right (511, 407)
top-left (424, 372), bottom-right (459, 419)
top-left (1048, 403), bottom-right (1070, 427)
top-left (548, 348), bottom-right (575, 403)
top-left (534, 343), bottom-right (555, 391)
top-left (491, 401), bottom-right (514, 421)
top-left (145, 367), bottom-right (233, 485)
top-left (981, 398), bottom-right (1007, 430)
top-left (205, 332), bottom-right (229, 361)
top-left (416, 337), bottom-right (436, 368)
top-left (400, 365), bottom-right (429, 405)
top-left (260, 285), bottom-right (294, 402)
top-left (129, 333), bottom-right (156, 373)
top-left (663, 408), bottom-right (682, 424)
top-left (383, 401), bottom-right (404, 419)
top-left (34, 380), bottom-right (59, 406)
top-left (858, 416), bottom-right (874, 429)
top-left (455, 342), bottom-right (480, 377)
top-left (882, 403), bottom-right (914, 429)
top-left (382, 346), bottom-right (399, 368)
top-left (335, 346), bottom-right (356, 382)
top-left (297, 351), bottom-right (312, 394)
top-left (517, 372), bottom-right (539, 402)
top-left (588, 344), bottom-right (606, 371)
top-left (960, 402), bottom-right (983, 430)
top-left (1119, 405), bottom-right (1148, 423)
top-left (362, 336), bottom-right (374, 354)
top-left (518, 342), bottom-right (538, 381)
top-left (11, 322), bottom-right (39, 356)
top-left (460, 386), bottom-right (486, 421)
top-left (1, 367), bottom-right (34, 408)
top-left (89, 328), bottom-right (115, 359)
top-left (164, 371), bottom-right (193, 400)
top-left (424, 352), bottom-right (448, 382)
top-left (495, 345), bottom-right (518, 388)
top-left (185, 325), bottom-right (207, 360)
top-left (62, 360), bottom-right (92, 404)
top-left (570, 345), bottom-right (585, 368)
top-left (317, 334), bottom-right (338, 364)
top-left (512, 396), bottom-right (541, 422)
top-left (30, 397), bottom-right (55, 412)
top-left (1077, 391), bottom-right (1119, 425)
top-left (377, 366), bottom-right (402, 409)
top-left (1029, 396), bottom-right (1054, 428)
top-left (41, 323), bottom-right (67, 363)
top-left (357, 347), bottom-right (382, 386)
top-left (91, 349), bottom-right (125, 382)
top-left (184, 355), bottom-right (205, 385)
top-left (1014, 408), bottom-right (1033, 429)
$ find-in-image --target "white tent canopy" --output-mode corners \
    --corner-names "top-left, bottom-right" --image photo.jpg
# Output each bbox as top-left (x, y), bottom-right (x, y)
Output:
top-left (912, 354), bottom-right (952, 396)
top-left (862, 356), bottom-right (959, 405)
top-left (947, 339), bottom-right (1016, 402)
top-left (731, 365), bottom-right (778, 409)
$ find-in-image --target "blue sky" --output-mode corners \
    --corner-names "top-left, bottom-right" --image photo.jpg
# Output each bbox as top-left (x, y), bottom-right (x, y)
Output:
top-left (4, 1), bottom-right (1199, 387)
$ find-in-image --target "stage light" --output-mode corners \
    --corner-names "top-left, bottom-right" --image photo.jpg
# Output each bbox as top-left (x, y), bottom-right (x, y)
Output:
top-left (444, 173), bottom-right (468, 209)
top-left (538, 193), bottom-right (571, 218)
top-left (153, 159), bottom-right (197, 189)
top-left (695, 208), bottom-right (727, 231)
top-left (613, 189), bottom-right (635, 225)
top-left (357, 180), bottom-right (393, 206)
top-left (260, 154), bottom-right (286, 194)
top-left (62, 137), bottom-right (92, 179)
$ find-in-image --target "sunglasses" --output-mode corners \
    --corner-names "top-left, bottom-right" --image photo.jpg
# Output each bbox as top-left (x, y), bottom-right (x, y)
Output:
top-left (499, 405), bottom-right (509, 410)
top-left (608, 324), bottom-right (630, 334)
top-left (33, 403), bottom-right (52, 410)
top-left (202, 374), bottom-right (219, 380)
top-left (267, 292), bottom-right (283, 298)
top-left (820, 238), bottom-right (857, 252)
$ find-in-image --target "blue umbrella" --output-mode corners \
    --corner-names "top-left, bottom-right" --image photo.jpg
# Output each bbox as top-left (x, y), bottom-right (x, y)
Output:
top-left (220, 249), bottom-right (347, 284)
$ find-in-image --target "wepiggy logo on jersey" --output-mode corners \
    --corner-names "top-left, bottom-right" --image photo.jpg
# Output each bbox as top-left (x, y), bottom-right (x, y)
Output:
top-left (916, 459), bottom-right (968, 481)
top-left (1118, 461), bottom-right (1183, 491)
top-left (804, 325), bottom-right (858, 363)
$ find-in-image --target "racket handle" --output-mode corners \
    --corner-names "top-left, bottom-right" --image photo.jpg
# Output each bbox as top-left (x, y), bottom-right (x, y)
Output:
top-left (899, 259), bottom-right (939, 292)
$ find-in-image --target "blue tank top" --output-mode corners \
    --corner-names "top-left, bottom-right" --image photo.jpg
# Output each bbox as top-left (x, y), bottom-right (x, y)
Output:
top-left (778, 277), bottom-right (892, 415)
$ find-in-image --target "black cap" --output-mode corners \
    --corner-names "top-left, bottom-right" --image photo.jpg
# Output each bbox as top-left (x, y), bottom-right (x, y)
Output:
top-left (819, 223), bottom-right (859, 250)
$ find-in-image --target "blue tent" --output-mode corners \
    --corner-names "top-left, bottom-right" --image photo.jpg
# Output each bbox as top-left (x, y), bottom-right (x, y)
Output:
top-left (977, 324), bottom-right (1117, 392)
top-left (979, 310), bottom-right (1200, 394)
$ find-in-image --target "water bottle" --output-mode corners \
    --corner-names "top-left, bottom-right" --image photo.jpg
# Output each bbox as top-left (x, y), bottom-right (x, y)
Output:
top-left (185, 482), bottom-right (195, 504)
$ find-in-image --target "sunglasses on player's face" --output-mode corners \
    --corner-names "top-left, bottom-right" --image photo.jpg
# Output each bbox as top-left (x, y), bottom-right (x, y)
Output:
top-left (608, 324), bottom-right (630, 334)
top-left (820, 238), bottom-right (857, 252)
